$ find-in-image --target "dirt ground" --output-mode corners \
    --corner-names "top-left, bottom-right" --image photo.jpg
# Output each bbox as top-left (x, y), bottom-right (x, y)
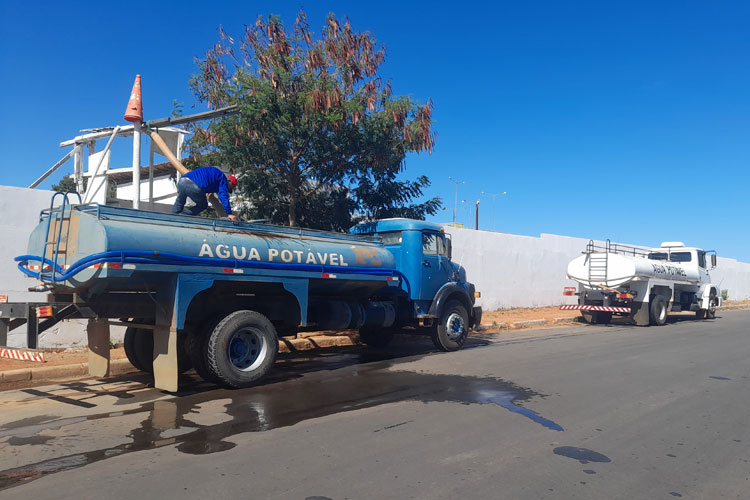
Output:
top-left (2, 300), bottom-right (748, 372)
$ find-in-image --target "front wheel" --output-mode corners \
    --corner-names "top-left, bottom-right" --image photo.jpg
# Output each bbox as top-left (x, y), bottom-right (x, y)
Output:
top-left (431, 300), bottom-right (469, 352)
top-left (649, 296), bottom-right (668, 326)
top-left (206, 310), bottom-right (278, 388)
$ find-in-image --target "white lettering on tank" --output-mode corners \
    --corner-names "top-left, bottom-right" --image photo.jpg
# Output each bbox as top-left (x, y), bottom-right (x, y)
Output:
top-left (199, 243), bottom-right (214, 258)
top-left (306, 253), bottom-right (317, 264)
top-left (316, 252), bottom-right (328, 265)
top-left (339, 254), bottom-right (349, 266)
top-left (329, 253), bottom-right (339, 266)
top-left (216, 245), bottom-right (230, 259)
top-left (281, 250), bottom-right (293, 263)
top-left (268, 249), bottom-right (279, 261)
top-left (232, 246), bottom-right (247, 260)
top-left (248, 248), bottom-right (261, 261)
top-left (293, 250), bottom-right (304, 263)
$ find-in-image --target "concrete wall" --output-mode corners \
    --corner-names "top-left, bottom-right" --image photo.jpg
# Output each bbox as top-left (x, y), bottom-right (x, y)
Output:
top-left (444, 226), bottom-right (750, 311)
top-left (0, 186), bottom-right (125, 348)
top-left (1, 186), bottom-right (747, 348)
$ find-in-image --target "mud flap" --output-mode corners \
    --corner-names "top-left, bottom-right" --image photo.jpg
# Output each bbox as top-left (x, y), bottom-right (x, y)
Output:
top-left (87, 318), bottom-right (110, 377)
top-left (153, 284), bottom-right (179, 392)
top-left (630, 301), bottom-right (650, 327)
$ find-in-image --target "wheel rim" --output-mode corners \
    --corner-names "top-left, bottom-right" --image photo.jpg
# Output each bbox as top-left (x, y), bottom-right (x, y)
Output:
top-left (446, 313), bottom-right (465, 341)
top-left (709, 297), bottom-right (716, 313)
top-left (227, 327), bottom-right (267, 371)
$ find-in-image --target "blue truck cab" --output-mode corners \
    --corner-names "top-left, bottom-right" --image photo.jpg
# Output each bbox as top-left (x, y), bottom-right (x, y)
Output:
top-left (350, 218), bottom-right (482, 345)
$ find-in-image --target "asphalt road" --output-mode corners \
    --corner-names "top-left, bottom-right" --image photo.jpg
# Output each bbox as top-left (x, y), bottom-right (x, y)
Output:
top-left (0, 311), bottom-right (748, 500)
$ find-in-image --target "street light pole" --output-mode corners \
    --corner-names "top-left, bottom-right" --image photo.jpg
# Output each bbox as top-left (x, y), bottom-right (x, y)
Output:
top-left (475, 199), bottom-right (480, 230)
top-left (448, 177), bottom-right (465, 225)
top-left (481, 191), bottom-right (507, 231)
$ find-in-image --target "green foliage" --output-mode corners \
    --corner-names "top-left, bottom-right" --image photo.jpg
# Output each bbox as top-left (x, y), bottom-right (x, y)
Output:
top-left (721, 289), bottom-right (728, 301)
top-left (187, 11), bottom-right (441, 228)
top-left (51, 175), bottom-right (80, 193)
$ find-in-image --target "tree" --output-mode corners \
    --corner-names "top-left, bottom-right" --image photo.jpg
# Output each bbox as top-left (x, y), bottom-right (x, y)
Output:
top-left (188, 11), bottom-right (440, 228)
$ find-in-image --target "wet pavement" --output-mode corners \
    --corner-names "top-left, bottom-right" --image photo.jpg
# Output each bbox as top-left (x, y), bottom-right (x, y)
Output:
top-left (1, 312), bottom-right (749, 499)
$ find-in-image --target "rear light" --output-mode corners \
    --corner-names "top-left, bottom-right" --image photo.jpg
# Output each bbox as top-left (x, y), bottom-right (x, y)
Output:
top-left (0, 295), bottom-right (7, 304)
top-left (563, 287), bottom-right (576, 296)
top-left (474, 291), bottom-right (481, 298)
top-left (37, 305), bottom-right (53, 318)
top-left (617, 293), bottom-right (634, 299)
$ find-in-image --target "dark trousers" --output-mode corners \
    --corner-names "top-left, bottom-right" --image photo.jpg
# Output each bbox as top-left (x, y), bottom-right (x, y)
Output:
top-left (172, 177), bottom-right (208, 215)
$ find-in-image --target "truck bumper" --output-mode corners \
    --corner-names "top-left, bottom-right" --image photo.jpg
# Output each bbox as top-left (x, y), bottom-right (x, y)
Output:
top-left (470, 306), bottom-right (482, 329)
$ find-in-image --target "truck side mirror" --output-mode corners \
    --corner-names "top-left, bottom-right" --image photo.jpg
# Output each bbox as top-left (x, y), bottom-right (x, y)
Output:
top-left (711, 254), bottom-right (717, 269)
top-left (446, 238), bottom-right (452, 260)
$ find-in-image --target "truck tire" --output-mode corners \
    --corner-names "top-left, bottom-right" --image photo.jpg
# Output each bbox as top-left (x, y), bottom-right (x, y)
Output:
top-left (186, 319), bottom-right (222, 384)
top-left (124, 326), bottom-right (151, 373)
top-left (125, 324), bottom-right (192, 375)
top-left (705, 292), bottom-right (717, 319)
top-left (358, 326), bottom-right (395, 347)
top-left (582, 311), bottom-right (612, 325)
top-left (649, 296), bottom-right (668, 326)
top-left (206, 310), bottom-right (278, 388)
top-left (431, 300), bottom-right (469, 352)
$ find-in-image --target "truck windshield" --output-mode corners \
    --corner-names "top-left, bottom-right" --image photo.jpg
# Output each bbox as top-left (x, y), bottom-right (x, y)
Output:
top-left (648, 252), bottom-right (668, 261)
top-left (669, 252), bottom-right (692, 263)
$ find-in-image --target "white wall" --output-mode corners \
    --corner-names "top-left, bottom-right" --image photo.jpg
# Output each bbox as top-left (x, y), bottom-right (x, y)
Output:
top-left (1, 186), bottom-right (748, 348)
top-left (445, 226), bottom-right (750, 311)
top-left (0, 186), bottom-right (125, 348)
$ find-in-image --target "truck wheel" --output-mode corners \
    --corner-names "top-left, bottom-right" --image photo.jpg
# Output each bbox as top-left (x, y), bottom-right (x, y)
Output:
top-left (705, 293), bottom-right (717, 319)
top-left (124, 326), bottom-right (151, 373)
top-left (186, 319), bottom-right (222, 384)
top-left (125, 324), bottom-right (192, 375)
top-left (431, 300), bottom-right (469, 352)
top-left (581, 311), bottom-right (611, 324)
top-left (649, 296), bottom-right (668, 326)
top-left (206, 310), bottom-right (278, 388)
top-left (358, 326), bottom-right (395, 347)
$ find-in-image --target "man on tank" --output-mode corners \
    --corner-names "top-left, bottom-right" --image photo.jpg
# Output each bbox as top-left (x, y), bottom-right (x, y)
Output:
top-left (172, 166), bottom-right (238, 221)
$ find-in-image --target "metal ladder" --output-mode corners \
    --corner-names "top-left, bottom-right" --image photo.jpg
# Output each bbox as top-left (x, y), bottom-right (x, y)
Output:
top-left (40, 192), bottom-right (81, 281)
top-left (587, 239), bottom-right (609, 285)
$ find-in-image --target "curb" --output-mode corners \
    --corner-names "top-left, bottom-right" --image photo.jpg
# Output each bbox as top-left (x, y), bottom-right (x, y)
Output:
top-left (511, 319), bottom-right (548, 329)
top-left (0, 358), bottom-right (134, 384)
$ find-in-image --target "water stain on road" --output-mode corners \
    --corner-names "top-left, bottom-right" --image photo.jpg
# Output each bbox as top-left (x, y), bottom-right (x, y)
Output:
top-left (0, 344), bottom-right (562, 490)
top-left (553, 446), bottom-right (611, 464)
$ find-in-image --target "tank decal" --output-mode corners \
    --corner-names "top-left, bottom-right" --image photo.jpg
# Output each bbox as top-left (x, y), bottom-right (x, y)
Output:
top-left (197, 243), bottom-right (350, 267)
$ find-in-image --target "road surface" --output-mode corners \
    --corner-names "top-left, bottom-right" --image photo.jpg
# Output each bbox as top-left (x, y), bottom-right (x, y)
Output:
top-left (1, 311), bottom-right (748, 499)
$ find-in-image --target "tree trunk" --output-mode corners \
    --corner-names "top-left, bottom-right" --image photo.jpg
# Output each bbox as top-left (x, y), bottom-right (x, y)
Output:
top-left (288, 193), bottom-right (297, 227)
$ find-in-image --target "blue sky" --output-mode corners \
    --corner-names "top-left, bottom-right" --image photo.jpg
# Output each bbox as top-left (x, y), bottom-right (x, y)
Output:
top-left (1, 1), bottom-right (748, 261)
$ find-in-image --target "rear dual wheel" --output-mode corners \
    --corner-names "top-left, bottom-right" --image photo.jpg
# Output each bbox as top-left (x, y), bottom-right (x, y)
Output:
top-left (581, 311), bottom-right (612, 325)
top-left (649, 296), bottom-right (668, 326)
top-left (189, 310), bottom-right (278, 388)
top-left (123, 324), bottom-right (192, 374)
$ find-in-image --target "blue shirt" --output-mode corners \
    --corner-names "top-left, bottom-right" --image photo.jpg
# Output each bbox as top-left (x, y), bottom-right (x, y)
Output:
top-left (184, 167), bottom-right (232, 215)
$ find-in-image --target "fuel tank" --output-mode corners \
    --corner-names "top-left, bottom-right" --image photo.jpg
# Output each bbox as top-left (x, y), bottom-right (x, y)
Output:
top-left (25, 204), bottom-right (395, 289)
top-left (567, 252), bottom-right (699, 288)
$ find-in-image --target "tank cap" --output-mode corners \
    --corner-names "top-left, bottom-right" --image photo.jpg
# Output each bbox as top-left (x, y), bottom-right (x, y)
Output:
top-left (660, 241), bottom-right (685, 248)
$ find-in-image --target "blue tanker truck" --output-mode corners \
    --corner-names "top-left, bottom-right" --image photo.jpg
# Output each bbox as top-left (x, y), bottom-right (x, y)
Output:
top-left (0, 194), bottom-right (481, 391)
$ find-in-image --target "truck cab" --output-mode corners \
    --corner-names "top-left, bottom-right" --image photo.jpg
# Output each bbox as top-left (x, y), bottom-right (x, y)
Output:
top-left (350, 218), bottom-right (481, 349)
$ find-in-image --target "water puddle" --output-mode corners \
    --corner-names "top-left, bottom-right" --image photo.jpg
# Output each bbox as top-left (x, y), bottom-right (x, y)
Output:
top-left (0, 346), bottom-right (562, 490)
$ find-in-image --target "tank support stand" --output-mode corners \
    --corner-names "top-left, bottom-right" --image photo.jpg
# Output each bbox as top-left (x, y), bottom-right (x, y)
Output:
top-left (86, 318), bottom-right (111, 377)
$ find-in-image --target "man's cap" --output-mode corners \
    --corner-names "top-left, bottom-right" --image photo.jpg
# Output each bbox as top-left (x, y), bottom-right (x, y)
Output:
top-left (228, 175), bottom-right (238, 191)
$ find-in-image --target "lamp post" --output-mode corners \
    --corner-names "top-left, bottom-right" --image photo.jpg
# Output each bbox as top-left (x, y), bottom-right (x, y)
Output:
top-left (475, 199), bottom-right (480, 230)
top-left (448, 177), bottom-right (465, 225)
top-left (481, 191), bottom-right (507, 231)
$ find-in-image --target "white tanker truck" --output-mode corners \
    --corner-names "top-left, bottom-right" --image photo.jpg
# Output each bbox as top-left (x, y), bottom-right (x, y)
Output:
top-left (562, 240), bottom-right (721, 326)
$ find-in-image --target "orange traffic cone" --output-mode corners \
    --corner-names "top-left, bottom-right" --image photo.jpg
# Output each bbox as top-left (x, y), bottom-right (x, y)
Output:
top-left (123, 74), bottom-right (143, 122)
